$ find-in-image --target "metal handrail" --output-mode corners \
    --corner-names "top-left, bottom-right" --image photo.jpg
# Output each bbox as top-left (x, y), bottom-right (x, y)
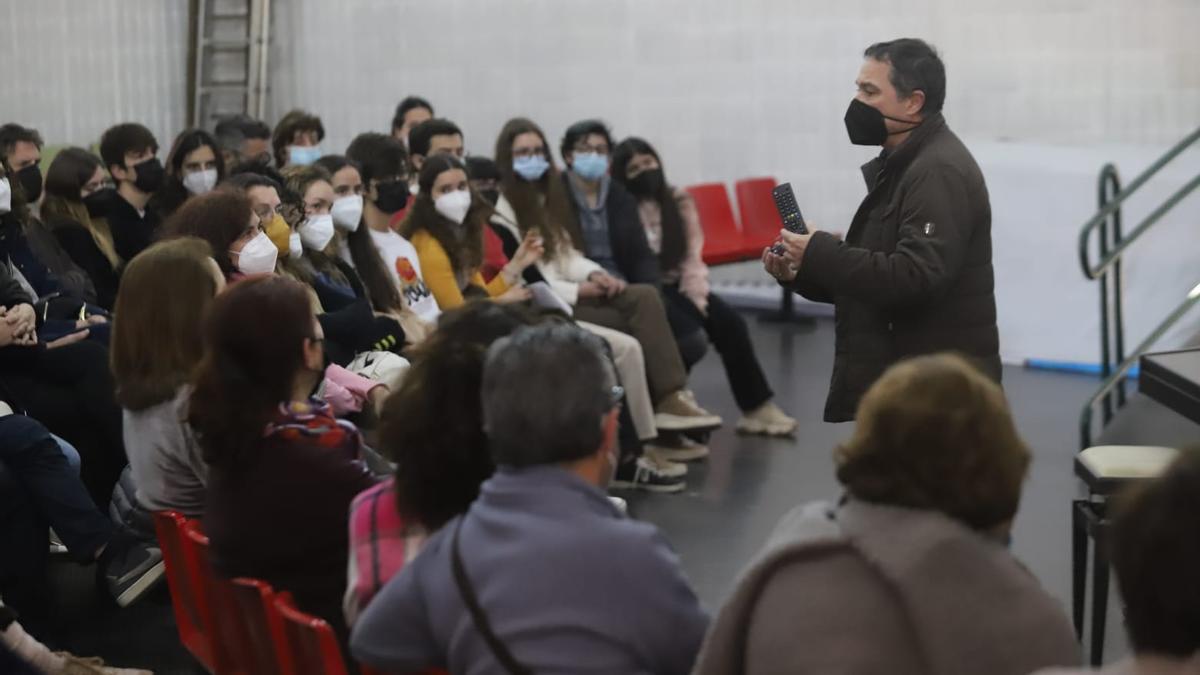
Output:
top-left (1077, 126), bottom-right (1200, 280)
top-left (1080, 284), bottom-right (1200, 448)
top-left (1077, 126), bottom-right (1200, 449)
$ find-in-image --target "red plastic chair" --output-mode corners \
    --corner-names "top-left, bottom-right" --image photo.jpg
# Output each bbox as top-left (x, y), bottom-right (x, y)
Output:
top-left (685, 183), bottom-right (760, 265)
top-left (735, 177), bottom-right (785, 252)
top-left (183, 522), bottom-right (248, 675)
top-left (274, 594), bottom-right (350, 675)
top-left (153, 511), bottom-right (216, 671)
top-left (229, 578), bottom-right (293, 675)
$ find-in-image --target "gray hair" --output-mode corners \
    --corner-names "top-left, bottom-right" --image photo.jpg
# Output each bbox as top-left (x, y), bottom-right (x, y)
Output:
top-left (482, 324), bottom-right (617, 467)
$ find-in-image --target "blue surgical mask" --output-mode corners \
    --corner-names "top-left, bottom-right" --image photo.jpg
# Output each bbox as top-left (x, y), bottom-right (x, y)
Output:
top-left (513, 155), bottom-right (550, 182)
top-left (288, 145), bottom-right (322, 166)
top-left (571, 152), bottom-right (608, 181)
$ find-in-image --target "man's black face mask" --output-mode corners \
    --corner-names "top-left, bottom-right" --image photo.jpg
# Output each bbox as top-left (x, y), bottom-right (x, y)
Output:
top-left (844, 98), bottom-right (922, 146)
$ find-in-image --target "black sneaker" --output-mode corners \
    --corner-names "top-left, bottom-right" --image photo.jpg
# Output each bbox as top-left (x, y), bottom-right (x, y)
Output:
top-left (611, 457), bottom-right (686, 493)
top-left (100, 535), bottom-right (165, 607)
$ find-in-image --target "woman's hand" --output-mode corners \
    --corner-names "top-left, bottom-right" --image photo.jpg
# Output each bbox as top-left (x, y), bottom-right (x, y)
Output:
top-left (577, 281), bottom-right (605, 299)
top-left (587, 271), bottom-right (627, 298)
top-left (5, 303), bottom-right (37, 338)
top-left (496, 286), bottom-right (533, 304)
top-left (511, 229), bottom-right (545, 272)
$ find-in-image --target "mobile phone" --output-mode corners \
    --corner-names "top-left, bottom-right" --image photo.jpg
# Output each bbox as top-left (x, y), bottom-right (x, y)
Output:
top-left (769, 182), bottom-right (808, 255)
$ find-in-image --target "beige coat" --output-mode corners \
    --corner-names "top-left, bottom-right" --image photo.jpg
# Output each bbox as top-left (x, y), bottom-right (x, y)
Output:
top-left (693, 499), bottom-right (1080, 675)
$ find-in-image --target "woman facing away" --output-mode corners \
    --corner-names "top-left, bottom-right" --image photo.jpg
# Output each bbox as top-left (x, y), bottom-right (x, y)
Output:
top-left (189, 275), bottom-right (376, 645)
top-left (694, 353), bottom-right (1080, 675)
top-left (110, 237), bottom-right (223, 517)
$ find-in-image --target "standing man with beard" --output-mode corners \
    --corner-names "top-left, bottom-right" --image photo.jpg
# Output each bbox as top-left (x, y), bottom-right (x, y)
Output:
top-left (764, 38), bottom-right (1000, 423)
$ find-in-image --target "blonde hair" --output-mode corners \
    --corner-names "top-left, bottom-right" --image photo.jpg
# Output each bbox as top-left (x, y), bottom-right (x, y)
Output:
top-left (835, 353), bottom-right (1030, 530)
top-left (41, 196), bottom-right (122, 270)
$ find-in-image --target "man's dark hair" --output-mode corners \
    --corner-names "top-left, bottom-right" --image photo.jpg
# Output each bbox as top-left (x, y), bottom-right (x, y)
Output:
top-left (213, 114), bottom-right (271, 153)
top-left (483, 324), bottom-right (616, 468)
top-left (0, 123), bottom-right (44, 160)
top-left (99, 123), bottom-right (159, 173)
top-left (1111, 447), bottom-right (1200, 657)
top-left (223, 170), bottom-right (282, 194)
top-left (863, 38), bottom-right (946, 114)
top-left (560, 119), bottom-right (613, 162)
top-left (345, 132), bottom-right (408, 185)
top-left (408, 118), bottom-right (463, 158)
top-left (391, 95), bottom-right (435, 133)
top-left (465, 155), bottom-right (500, 181)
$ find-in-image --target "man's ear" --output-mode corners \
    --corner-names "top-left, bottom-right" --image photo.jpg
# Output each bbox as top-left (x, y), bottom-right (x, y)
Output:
top-left (411, 154), bottom-right (425, 172)
top-left (109, 163), bottom-right (129, 182)
top-left (905, 90), bottom-right (927, 118)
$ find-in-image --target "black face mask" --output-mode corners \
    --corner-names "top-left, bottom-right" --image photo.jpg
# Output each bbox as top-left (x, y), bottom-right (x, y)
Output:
top-left (128, 157), bottom-right (165, 194)
top-left (627, 168), bottom-right (665, 197)
top-left (374, 180), bottom-right (409, 214)
top-left (843, 98), bottom-right (922, 146)
top-left (83, 188), bottom-right (116, 218)
top-left (478, 188), bottom-right (500, 206)
top-left (16, 164), bottom-right (42, 203)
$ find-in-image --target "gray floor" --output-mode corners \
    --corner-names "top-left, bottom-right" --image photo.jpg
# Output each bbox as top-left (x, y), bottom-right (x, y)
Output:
top-left (618, 313), bottom-right (1134, 663)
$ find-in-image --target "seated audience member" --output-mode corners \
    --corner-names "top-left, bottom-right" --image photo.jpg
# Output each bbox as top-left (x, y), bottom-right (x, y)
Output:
top-left (491, 117), bottom-right (720, 434)
top-left (147, 128), bottom-right (226, 221)
top-left (315, 154), bottom-right (428, 344)
top-left (694, 354), bottom-right (1079, 675)
top-left (0, 149), bottom-right (99, 308)
top-left (345, 301), bottom-right (534, 624)
top-left (390, 95), bottom-right (434, 148)
top-left (40, 148), bottom-right (121, 309)
top-left (213, 113), bottom-right (272, 167)
top-left (161, 188), bottom-right (271, 279)
top-left (465, 155), bottom-right (513, 284)
top-left (111, 238), bottom-right (221, 517)
top-left (97, 123), bottom-right (164, 261)
top-left (0, 259), bottom-right (126, 509)
top-left (406, 118), bottom-right (464, 185)
top-left (612, 136), bottom-right (797, 436)
top-left (222, 166), bottom-right (293, 259)
top-left (190, 275), bottom-right (376, 643)
top-left (352, 324), bottom-right (709, 674)
top-left (1034, 448), bottom-right (1200, 675)
top-left (345, 132), bottom-right (440, 326)
top-left (0, 124), bottom-right (43, 208)
top-left (0, 414), bottom-right (162, 610)
top-left (401, 154), bottom-right (541, 310)
top-left (273, 109), bottom-right (325, 168)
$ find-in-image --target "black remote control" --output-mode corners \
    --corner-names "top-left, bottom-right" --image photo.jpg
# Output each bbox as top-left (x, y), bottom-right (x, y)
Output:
top-left (769, 182), bottom-right (808, 254)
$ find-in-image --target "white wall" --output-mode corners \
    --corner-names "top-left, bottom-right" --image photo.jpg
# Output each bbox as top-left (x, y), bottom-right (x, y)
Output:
top-left (7, 0), bottom-right (1200, 363)
top-left (4, 0), bottom-right (189, 150)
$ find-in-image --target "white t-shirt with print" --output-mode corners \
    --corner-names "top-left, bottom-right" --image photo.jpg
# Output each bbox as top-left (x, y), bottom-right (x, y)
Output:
top-left (367, 228), bottom-right (441, 323)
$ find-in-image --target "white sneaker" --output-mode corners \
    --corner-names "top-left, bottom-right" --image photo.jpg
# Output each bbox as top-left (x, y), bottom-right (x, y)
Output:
top-left (736, 401), bottom-right (798, 437)
top-left (611, 457), bottom-right (687, 493)
top-left (654, 390), bottom-right (722, 431)
top-left (643, 447), bottom-right (688, 478)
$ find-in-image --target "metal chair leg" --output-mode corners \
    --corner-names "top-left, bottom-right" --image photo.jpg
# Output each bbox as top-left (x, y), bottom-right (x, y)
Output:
top-left (1090, 523), bottom-right (1110, 666)
top-left (1071, 501), bottom-right (1088, 638)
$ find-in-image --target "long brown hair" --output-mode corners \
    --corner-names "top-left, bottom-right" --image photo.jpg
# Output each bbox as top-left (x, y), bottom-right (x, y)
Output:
top-left (280, 164), bottom-right (350, 287)
top-left (493, 118), bottom-right (582, 261)
top-left (111, 237), bottom-right (219, 410)
top-left (189, 275), bottom-right (315, 465)
top-left (41, 147), bottom-right (122, 269)
top-left (399, 154), bottom-right (490, 278)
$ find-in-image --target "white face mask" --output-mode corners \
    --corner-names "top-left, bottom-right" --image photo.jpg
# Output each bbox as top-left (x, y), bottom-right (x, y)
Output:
top-left (434, 189), bottom-right (472, 225)
top-left (235, 231), bottom-right (278, 275)
top-left (288, 231), bottom-right (303, 259)
top-left (182, 168), bottom-right (218, 196)
top-left (0, 178), bottom-right (11, 214)
top-left (298, 213), bottom-right (335, 251)
top-left (331, 195), bottom-right (363, 232)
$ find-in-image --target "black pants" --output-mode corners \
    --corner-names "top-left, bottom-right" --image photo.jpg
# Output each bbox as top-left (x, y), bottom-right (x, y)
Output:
top-left (661, 286), bottom-right (773, 412)
top-left (0, 341), bottom-right (127, 508)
